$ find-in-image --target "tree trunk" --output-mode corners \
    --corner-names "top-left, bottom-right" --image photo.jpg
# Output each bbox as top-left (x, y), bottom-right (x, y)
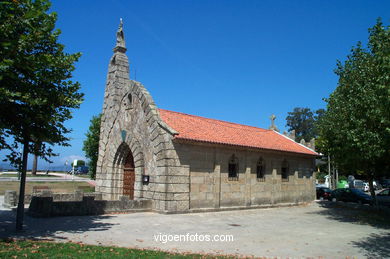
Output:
top-left (16, 140), bottom-right (29, 231)
top-left (368, 175), bottom-right (377, 206)
top-left (31, 142), bottom-right (40, 175)
top-left (31, 153), bottom-right (38, 176)
top-left (332, 164), bottom-right (336, 189)
top-left (327, 154), bottom-right (331, 188)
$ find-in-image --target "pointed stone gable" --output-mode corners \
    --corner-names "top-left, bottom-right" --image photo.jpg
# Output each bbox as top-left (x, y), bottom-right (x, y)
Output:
top-left (98, 20), bottom-right (131, 177)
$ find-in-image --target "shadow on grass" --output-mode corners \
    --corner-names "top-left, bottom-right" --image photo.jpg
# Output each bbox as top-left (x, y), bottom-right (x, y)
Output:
top-left (0, 208), bottom-right (117, 240)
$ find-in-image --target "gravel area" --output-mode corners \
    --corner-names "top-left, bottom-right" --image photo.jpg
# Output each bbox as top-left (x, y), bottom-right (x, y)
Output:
top-left (1, 200), bottom-right (389, 258)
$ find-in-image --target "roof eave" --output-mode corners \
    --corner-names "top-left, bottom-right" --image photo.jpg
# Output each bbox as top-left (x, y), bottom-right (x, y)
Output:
top-left (173, 137), bottom-right (319, 157)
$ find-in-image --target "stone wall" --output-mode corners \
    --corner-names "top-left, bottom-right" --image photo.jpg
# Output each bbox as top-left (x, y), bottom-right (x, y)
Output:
top-left (174, 142), bottom-right (316, 210)
top-left (28, 194), bottom-right (152, 217)
top-left (3, 190), bottom-right (103, 208)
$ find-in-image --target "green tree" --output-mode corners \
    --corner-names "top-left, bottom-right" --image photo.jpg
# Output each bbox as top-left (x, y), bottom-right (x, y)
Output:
top-left (83, 114), bottom-right (101, 180)
top-left (0, 0), bottom-right (83, 229)
top-left (318, 19), bottom-right (390, 200)
top-left (286, 107), bottom-right (324, 142)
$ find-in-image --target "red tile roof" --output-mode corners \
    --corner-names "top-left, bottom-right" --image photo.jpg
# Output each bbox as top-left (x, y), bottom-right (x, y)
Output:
top-left (158, 109), bottom-right (318, 156)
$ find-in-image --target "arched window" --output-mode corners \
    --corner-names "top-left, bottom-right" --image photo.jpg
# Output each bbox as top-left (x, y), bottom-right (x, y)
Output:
top-left (228, 154), bottom-right (239, 179)
top-left (256, 157), bottom-right (265, 181)
top-left (281, 159), bottom-right (289, 181)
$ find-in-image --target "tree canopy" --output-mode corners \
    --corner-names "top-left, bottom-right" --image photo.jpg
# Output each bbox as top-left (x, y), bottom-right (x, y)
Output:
top-left (285, 107), bottom-right (325, 142)
top-left (0, 0), bottom-right (83, 229)
top-left (0, 0), bottom-right (83, 165)
top-left (83, 114), bottom-right (101, 180)
top-left (317, 19), bottom-right (390, 191)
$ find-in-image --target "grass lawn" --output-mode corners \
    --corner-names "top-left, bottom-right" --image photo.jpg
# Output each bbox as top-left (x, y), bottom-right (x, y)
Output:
top-left (0, 239), bottom-right (230, 259)
top-left (0, 181), bottom-right (94, 195)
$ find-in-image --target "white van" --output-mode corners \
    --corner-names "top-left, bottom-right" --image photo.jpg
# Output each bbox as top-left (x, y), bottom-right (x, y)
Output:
top-left (349, 179), bottom-right (365, 191)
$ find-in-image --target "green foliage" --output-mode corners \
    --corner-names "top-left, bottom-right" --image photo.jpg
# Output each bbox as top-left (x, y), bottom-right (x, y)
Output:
top-left (83, 114), bottom-right (101, 180)
top-left (316, 171), bottom-right (327, 181)
top-left (317, 19), bottom-right (390, 179)
top-left (0, 0), bottom-right (84, 168)
top-left (285, 107), bottom-right (324, 142)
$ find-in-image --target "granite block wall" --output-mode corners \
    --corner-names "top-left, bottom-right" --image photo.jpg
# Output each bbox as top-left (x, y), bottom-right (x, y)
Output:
top-left (174, 143), bottom-right (316, 210)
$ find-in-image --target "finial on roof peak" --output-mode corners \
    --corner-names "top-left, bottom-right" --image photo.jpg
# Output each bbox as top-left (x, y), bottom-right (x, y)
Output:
top-left (269, 114), bottom-right (279, 132)
top-left (114, 18), bottom-right (126, 53)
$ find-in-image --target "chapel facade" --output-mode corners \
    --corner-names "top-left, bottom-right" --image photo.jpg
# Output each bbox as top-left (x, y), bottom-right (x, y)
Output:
top-left (95, 21), bottom-right (318, 213)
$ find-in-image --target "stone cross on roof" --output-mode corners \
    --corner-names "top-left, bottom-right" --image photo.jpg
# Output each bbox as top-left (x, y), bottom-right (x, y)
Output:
top-left (269, 114), bottom-right (279, 132)
top-left (114, 18), bottom-right (126, 53)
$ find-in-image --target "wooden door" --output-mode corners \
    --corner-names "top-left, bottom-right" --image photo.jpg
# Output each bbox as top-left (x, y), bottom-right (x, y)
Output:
top-left (123, 152), bottom-right (135, 200)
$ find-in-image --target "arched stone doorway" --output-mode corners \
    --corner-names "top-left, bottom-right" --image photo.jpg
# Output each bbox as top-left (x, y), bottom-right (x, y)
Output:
top-left (123, 151), bottom-right (135, 199)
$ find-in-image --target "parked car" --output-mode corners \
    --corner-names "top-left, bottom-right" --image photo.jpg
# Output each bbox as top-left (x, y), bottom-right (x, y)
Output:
top-left (363, 181), bottom-right (381, 192)
top-left (328, 188), bottom-right (345, 201)
top-left (316, 187), bottom-right (332, 200)
top-left (328, 188), bottom-right (373, 205)
top-left (363, 182), bottom-right (369, 192)
top-left (376, 189), bottom-right (390, 207)
top-left (75, 166), bottom-right (89, 175)
top-left (378, 179), bottom-right (390, 189)
top-left (67, 166), bottom-right (89, 175)
top-left (316, 183), bottom-right (328, 188)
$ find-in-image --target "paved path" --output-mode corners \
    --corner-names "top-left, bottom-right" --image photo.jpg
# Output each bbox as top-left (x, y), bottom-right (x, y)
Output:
top-left (0, 172), bottom-right (95, 185)
top-left (1, 202), bottom-right (389, 258)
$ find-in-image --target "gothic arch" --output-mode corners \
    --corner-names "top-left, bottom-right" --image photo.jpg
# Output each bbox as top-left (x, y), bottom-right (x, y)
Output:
top-left (109, 136), bottom-right (145, 199)
top-left (112, 140), bottom-right (144, 169)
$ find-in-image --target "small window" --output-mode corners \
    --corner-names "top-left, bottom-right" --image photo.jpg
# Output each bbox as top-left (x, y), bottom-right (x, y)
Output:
top-left (128, 93), bottom-right (132, 105)
top-left (126, 93), bottom-right (133, 109)
top-left (256, 157), bottom-right (265, 181)
top-left (228, 154), bottom-right (238, 179)
top-left (281, 159), bottom-right (289, 181)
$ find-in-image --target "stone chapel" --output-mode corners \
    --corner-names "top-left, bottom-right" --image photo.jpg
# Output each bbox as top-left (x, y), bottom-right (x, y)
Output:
top-left (95, 21), bottom-right (318, 213)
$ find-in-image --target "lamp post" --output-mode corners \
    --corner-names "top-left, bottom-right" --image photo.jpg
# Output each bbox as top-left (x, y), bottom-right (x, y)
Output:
top-left (64, 160), bottom-right (68, 173)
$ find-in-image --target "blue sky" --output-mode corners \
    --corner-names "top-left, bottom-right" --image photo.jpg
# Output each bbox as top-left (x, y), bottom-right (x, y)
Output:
top-left (2, 0), bottom-right (390, 169)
